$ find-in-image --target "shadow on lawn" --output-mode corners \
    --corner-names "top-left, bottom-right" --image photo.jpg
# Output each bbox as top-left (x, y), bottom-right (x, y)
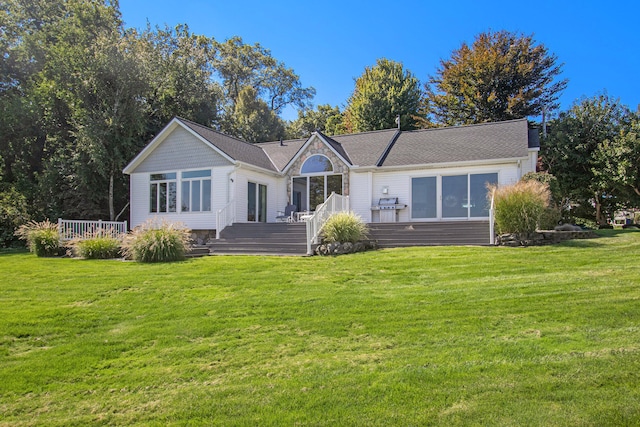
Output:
top-left (560, 229), bottom-right (639, 248)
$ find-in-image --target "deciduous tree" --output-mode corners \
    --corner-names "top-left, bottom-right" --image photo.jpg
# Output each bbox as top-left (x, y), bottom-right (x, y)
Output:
top-left (286, 104), bottom-right (345, 139)
top-left (428, 30), bottom-right (567, 125)
top-left (542, 94), bottom-right (633, 224)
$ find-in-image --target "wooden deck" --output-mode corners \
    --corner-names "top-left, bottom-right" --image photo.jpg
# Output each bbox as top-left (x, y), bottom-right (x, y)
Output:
top-left (199, 221), bottom-right (492, 256)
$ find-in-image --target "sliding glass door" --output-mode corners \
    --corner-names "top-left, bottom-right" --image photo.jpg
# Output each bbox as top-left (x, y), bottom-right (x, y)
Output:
top-left (247, 182), bottom-right (267, 222)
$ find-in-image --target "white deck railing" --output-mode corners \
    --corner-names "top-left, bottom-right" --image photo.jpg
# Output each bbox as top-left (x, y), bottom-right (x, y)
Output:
top-left (216, 200), bottom-right (235, 239)
top-left (489, 191), bottom-right (496, 245)
top-left (304, 192), bottom-right (350, 255)
top-left (58, 218), bottom-right (128, 241)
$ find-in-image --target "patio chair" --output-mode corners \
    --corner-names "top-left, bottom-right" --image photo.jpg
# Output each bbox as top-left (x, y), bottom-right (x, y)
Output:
top-left (276, 204), bottom-right (297, 222)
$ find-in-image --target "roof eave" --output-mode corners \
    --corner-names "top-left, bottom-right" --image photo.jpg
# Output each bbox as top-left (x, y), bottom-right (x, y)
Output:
top-left (236, 161), bottom-right (282, 177)
top-left (351, 156), bottom-right (530, 173)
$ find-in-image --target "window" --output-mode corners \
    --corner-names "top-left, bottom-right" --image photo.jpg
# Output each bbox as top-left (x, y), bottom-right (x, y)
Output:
top-left (181, 170), bottom-right (211, 212)
top-left (470, 173), bottom-right (498, 217)
top-left (411, 176), bottom-right (437, 219)
top-left (442, 175), bottom-right (468, 218)
top-left (150, 173), bottom-right (177, 213)
top-left (301, 155), bottom-right (333, 174)
top-left (410, 172), bottom-right (498, 220)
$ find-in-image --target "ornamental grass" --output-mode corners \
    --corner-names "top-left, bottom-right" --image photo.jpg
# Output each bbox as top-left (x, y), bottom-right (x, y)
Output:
top-left (321, 211), bottom-right (369, 243)
top-left (69, 231), bottom-right (123, 259)
top-left (14, 219), bottom-right (62, 257)
top-left (122, 219), bottom-right (191, 262)
top-left (489, 180), bottom-right (550, 234)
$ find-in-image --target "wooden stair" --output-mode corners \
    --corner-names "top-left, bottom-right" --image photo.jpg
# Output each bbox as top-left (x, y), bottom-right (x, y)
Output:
top-left (200, 221), bottom-right (491, 256)
top-left (368, 221), bottom-right (491, 247)
top-left (206, 222), bottom-right (309, 255)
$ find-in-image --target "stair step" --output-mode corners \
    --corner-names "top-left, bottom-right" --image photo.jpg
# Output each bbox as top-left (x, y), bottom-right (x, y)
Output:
top-left (207, 221), bottom-right (493, 255)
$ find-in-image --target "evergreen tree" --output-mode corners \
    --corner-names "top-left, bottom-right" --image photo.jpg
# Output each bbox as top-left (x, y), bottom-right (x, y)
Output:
top-left (344, 58), bottom-right (425, 132)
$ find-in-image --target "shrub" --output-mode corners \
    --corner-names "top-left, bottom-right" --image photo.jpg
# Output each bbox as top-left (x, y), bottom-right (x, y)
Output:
top-left (70, 232), bottom-right (122, 259)
top-left (122, 220), bottom-right (191, 263)
top-left (321, 212), bottom-right (368, 243)
top-left (489, 180), bottom-right (550, 234)
top-left (15, 220), bottom-right (62, 257)
top-left (0, 187), bottom-right (31, 247)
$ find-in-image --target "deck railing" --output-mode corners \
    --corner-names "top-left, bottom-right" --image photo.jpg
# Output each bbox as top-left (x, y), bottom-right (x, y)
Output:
top-left (489, 191), bottom-right (496, 245)
top-left (216, 200), bottom-right (235, 239)
top-left (58, 218), bottom-right (128, 241)
top-left (304, 192), bottom-right (350, 255)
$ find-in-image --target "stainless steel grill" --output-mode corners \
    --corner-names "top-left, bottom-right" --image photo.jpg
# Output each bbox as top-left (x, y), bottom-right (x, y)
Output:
top-left (371, 197), bottom-right (407, 222)
top-left (378, 197), bottom-right (399, 210)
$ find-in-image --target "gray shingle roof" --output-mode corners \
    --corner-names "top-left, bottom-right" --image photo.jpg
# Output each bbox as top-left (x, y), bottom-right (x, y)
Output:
top-left (325, 128), bottom-right (398, 167)
top-left (169, 117), bottom-right (532, 172)
top-left (178, 118), bottom-right (278, 172)
top-left (256, 138), bottom-right (306, 171)
top-left (381, 119), bottom-right (531, 167)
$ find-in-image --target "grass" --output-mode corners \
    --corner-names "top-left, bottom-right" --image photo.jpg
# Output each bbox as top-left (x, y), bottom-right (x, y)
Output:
top-left (1, 230), bottom-right (639, 426)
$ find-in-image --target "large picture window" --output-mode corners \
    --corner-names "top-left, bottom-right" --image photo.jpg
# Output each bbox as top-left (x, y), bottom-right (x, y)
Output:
top-left (181, 170), bottom-right (211, 212)
top-left (150, 173), bottom-right (177, 213)
top-left (411, 173), bottom-right (498, 219)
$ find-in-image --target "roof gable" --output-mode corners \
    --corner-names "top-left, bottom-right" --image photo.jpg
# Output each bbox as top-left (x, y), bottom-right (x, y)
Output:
top-left (124, 117), bottom-right (278, 174)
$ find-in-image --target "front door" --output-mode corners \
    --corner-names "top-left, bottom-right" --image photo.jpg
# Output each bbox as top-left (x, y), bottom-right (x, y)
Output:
top-left (247, 182), bottom-right (267, 222)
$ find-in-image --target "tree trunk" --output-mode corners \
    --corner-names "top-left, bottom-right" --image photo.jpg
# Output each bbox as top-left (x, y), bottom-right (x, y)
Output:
top-left (594, 192), bottom-right (604, 226)
top-left (109, 172), bottom-right (115, 221)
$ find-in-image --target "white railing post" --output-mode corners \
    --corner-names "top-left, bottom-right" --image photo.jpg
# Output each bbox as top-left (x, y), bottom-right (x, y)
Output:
top-left (489, 191), bottom-right (496, 245)
top-left (216, 200), bottom-right (235, 239)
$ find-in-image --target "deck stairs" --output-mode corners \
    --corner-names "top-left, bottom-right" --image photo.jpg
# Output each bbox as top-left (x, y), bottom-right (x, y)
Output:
top-left (198, 221), bottom-right (491, 255)
top-left (367, 221), bottom-right (491, 248)
top-left (206, 222), bottom-right (309, 255)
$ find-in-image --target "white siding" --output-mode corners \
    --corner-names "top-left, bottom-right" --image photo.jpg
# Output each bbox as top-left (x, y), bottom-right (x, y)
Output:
top-left (349, 162), bottom-right (522, 223)
top-left (524, 150), bottom-right (538, 175)
top-left (234, 169), bottom-right (283, 223)
top-left (349, 171), bottom-right (373, 222)
top-left (128, 165), bottom-right (235, 230)
top-left (134, 127), bottom-right (232, 173)
top-left (129, 173), bottom-right (149, 228)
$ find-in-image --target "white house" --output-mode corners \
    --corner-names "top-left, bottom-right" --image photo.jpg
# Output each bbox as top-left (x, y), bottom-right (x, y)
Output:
top-left (123, 117), bottom-right (539, 236)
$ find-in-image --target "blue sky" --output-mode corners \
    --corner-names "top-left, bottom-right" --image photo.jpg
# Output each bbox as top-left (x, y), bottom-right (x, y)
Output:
top-left (119, 0), bottom-right (640, 121)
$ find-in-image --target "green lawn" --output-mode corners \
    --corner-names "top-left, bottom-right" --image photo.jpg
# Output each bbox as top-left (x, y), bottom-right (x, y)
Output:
top-left (1, 230), bottom-right (639, 426)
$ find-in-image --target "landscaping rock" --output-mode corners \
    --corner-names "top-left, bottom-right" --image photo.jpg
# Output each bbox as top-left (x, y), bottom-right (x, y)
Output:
top-left (315, 239), bottom-right (377, 256)
top-left (497, 230), bottom-right (597, 246)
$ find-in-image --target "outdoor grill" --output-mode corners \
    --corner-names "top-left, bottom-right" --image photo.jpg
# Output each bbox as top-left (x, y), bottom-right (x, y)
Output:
top-left (371, 197), bottom-right (407, 222)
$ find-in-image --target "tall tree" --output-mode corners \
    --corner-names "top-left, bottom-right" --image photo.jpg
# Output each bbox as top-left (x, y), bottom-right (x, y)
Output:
top-left (72, 33), bottom-right (150, 220)
top-left (227, 87), bottom-right (285, 143)
top-left (593, 113), bottom-right (640, 206)
top-left (286, 104), bottom-right (345, 139)
top-left (344, 58), bottom-right (425, 133)
top-left (213, 36), bottom-right (315, 114)
top-left (542, 94), bottom-right (634, 224)
top-left (428, 30), bottom-right (567, 125)
top-left (136, 24), bottom-right (221, 134)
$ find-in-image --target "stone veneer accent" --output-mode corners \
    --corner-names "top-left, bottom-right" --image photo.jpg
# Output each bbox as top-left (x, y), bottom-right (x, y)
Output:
top-left (285, 137), bottom-right (350, 203)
